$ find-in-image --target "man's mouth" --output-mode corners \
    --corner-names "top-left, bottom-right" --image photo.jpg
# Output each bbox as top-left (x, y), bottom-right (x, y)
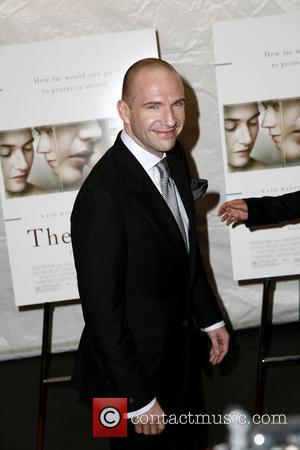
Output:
top-left (152, 129), bottom-right (177, 138)
top-left (270, 134), bottom-right (281, 143)
top-left (46, 159), bottom-right (57, 168)
top-left (234, 148), bottom-right (250, 155)
top-left (69, 149), bottom-right (93, 166)
top-left (12, 174), bottom-right (27, 181)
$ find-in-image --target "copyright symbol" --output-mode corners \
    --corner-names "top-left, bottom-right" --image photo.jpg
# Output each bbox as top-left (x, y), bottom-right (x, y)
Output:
top-left (99, 406), bottom-right (121, 428)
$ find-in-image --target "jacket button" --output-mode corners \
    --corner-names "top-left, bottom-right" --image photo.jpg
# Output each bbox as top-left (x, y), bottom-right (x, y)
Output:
top-left (182, 320), bottom-right (189, 327)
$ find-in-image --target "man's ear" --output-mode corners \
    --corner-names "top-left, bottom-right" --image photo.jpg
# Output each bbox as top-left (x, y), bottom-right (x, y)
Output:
top-left (117, 100), bottom-right (130, 125)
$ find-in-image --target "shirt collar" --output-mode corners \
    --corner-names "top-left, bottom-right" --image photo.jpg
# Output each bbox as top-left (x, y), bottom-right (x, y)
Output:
top-left (121, 130), bottom-right (165, 172)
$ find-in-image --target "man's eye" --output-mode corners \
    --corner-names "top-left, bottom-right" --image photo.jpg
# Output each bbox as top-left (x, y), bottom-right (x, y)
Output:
top-left (36, 128), bottom-right (53, 136)
top-left (249, 120), bottom-right (258, 126)
top-left (24, 145), bottom-right (33, 152)
top-left (174, 101), bottom-right (184, 107)
top-left (147, 104), bottom-right (159, 110)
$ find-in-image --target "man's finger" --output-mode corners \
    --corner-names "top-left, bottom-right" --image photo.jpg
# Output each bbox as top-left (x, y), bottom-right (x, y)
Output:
top-left (158, 421), bottom-right (166, 432)
top-left (209, 340), bottom-right (220, 364)
top-left (142, 423), bottom-right (151, 435)
top-left (150, 424), bottom-right (160, 435)
top-left (134, 423), bottom-right (143, 434)
top-left (210, 349), bottom-right (220, 363)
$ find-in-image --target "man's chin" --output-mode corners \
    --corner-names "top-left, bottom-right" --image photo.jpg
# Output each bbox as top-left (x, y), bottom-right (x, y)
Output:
top-left (8, 186), bottom-right (26, 194)
top-left (153, 137), bottom-right (178, 153)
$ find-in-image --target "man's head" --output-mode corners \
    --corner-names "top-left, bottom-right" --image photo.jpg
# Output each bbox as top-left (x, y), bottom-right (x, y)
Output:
top-left (262, 99), bottom-right (300, 162)
top-left (36, 121), bottom-right (103, 186)
top-left (261, 100), bottom-right (282, 149)
top-left (117, 58), bottom-right (185, 157)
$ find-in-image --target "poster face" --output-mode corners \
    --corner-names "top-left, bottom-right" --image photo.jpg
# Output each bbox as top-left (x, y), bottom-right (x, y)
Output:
top-left (214, 14), bottom-right (300, 280)
top-left (0, 29), bottom-right (158, 306)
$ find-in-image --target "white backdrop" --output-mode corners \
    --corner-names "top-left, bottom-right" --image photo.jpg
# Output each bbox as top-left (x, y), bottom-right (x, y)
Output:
top-left (1, 0), bottom-right (300, 361)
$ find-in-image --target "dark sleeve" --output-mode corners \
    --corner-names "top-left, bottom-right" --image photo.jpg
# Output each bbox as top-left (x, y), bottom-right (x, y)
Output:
top-left (191, 247), bottom-right (223, 328)
top-left (71, 187), bottom-right (154, 411)
top-left (177, 143), bottom-right (223, 328)
top-left (245, 191), bottom-right (300, 226)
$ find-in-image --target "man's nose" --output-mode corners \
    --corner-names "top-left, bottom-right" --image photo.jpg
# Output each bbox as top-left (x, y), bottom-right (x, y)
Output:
top-left (238, 125), bottom-right (252, 145)
top-left (162, 107), bottom-right (176, 127)
top-left (79, 122), bottom-right (103, 141)
top-left (13, 149), bottom-right (28, 171)
top-left (37, 133), bottom-right (52, 153)
top-left (262, 109), bottom-right (276, 129)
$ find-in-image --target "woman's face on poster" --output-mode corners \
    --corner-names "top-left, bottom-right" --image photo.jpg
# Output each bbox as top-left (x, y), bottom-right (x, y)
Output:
top-left (36, 121), bottom-right (103, 186)
top-left (0, 129), bottom-right (34, 194)
top-left (224, 103), bottom-right (259, 169)
top-left (262, 99), bottom-right (300, 161)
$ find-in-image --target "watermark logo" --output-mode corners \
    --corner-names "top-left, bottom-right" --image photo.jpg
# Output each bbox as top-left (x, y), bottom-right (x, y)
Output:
top-left (93, 398), bottom-right (127, 437)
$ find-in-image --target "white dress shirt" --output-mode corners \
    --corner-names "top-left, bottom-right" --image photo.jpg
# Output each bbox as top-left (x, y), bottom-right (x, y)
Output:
top-left (121, 130), bottom-right (224, 418)
top-left (121, 130), bottom-right (190, 251)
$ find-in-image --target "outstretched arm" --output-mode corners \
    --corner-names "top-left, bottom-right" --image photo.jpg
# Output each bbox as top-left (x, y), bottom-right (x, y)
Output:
top-left (218, 199), bottom-right (248, 225)
top-left (219, 192), bottom-right (300, 227)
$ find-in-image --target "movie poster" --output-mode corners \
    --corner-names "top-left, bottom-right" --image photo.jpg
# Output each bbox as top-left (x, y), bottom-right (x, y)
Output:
top-left (214, 13), bottom-right (300, 280)
top-left (0, 30), bottom-right (158, 306)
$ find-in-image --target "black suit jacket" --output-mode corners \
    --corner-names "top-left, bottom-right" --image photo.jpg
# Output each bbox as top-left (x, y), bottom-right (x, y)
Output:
top-left (70, 133), bottom-right (222, 412)
top-left (245, 191), bottom-right (300, 226)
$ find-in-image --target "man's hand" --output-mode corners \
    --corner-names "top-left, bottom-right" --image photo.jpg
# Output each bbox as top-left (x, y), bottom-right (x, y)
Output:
top-left (218, 199), bottom-right (248, 225)
top-left (207, 326), bottom-right (230, 365)
top-left (133, 400), bottom-right (165, 435)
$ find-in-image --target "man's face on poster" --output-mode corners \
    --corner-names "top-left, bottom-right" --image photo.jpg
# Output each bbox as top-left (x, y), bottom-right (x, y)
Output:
top-left (281, 99), bottom-right (300, 161)
top-left (36, 121), bottom-right (103, 186)
top-left (262, 99), bottom-right (300, 162)
top-left (0, 129), bottom-right (34, 194)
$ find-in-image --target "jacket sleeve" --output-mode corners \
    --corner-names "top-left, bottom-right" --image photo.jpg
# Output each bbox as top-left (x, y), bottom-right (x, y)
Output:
top-left (71, 186), bottom-right (155, 412)
top-left (190, 246), bottom-right (223, 328)
top-left (245, 191), bottom-right (300, 226)
top-left (177, 142), bottom-right (223, 328)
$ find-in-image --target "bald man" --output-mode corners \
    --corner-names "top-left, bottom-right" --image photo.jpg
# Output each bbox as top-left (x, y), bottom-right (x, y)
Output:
top-left (71, 58), bottom-right (229, 450)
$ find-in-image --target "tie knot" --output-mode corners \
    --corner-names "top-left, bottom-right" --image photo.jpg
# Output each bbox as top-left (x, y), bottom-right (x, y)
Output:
top-left (156, 158), bottom-right (170, 179)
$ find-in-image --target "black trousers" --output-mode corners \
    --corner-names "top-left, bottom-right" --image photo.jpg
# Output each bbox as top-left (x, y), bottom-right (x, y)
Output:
top-left (110, 332), bottom-right (210, 450)
top-left (77, 329), bottom-right (209, 450)
top-left (110, 422), bottom-right (186, 450)
top-left (109, 395), bottom-right (208, 450)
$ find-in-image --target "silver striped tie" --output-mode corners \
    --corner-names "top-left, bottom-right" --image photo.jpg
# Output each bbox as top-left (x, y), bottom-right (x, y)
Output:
top-left (157, 159), bottom-right (188, 248)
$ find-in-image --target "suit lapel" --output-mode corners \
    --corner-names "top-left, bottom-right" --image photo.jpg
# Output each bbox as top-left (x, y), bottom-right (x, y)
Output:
top-left (115, 137), bottom-right (188, 264)
top-left (166, 149), bottom-right (195, 230)
top-left (166, 146), bottom-right (200, 288)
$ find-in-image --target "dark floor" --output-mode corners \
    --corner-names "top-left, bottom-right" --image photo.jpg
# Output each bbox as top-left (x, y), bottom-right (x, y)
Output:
top-left (1, 322), bottom-right (300, 450)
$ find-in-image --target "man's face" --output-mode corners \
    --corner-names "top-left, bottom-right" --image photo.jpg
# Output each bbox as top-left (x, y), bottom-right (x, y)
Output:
top-left (0, 129), bottom-right (34, 194)
top-left (224, 103), bottom-right (259, 169)
top-left (281, 99), bottom-right (300, 161)
top-left (118, 67), bottom-right (185, 157)
top-left (87, 121), bottom-right (106, 168)
top-left (36, 121), bottom-right (103, 186)
top-left (261, 101), bottom-right (282, 148)
top-left (262, 99), bottom-right (300, 161)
